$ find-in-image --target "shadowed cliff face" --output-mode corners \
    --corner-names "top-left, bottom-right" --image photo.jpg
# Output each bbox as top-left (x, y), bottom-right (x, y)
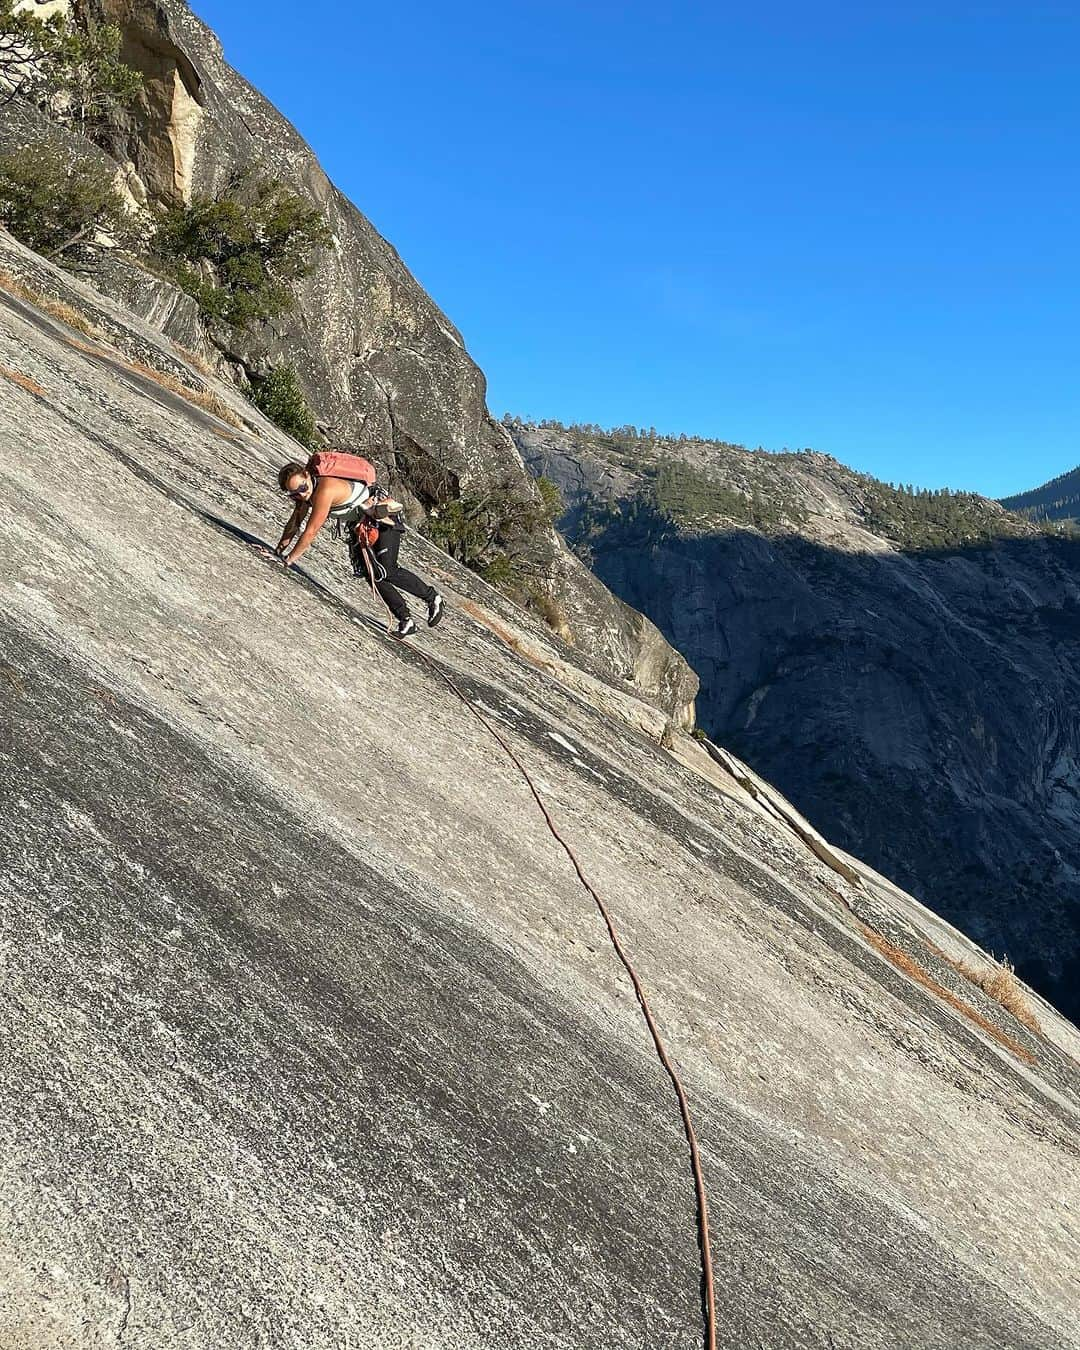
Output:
top-left (515, 425), bottom-right (1080, 1025)
top-left (3, 228), bottom-right (1080, 1348)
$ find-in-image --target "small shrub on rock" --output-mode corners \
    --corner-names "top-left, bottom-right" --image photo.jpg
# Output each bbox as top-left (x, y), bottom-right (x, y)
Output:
top-left (425, 495), bottom-right (490, 565)
top-left (535, 474), bottom-right (564, 523)
top-left (152, 178), bottom-right (333, 330)
top-left (0, 0), bottom-right (65, 106)
top-left (424, 475), bottom-right (558, 600)
top-left (250, 362), bottom-right (316, 447)
top-left (0, 142), bottom-right (141, 259)
top-left (0, 3), bottom-right (141, 126)
top-left (523, 585), bottom-right (567, 633)
top-left (48, 18), bottom-right (143, 128)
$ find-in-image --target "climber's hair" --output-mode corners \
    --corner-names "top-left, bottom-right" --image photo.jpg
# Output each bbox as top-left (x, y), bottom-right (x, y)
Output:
top-left (277, 461), bottom-right (308, 491)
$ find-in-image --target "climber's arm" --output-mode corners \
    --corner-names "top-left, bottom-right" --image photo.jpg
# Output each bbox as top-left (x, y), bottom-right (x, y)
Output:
top-left (283, 482), bottom-right (335, 566)
top-left (276, 500), bottom-right (310, 555)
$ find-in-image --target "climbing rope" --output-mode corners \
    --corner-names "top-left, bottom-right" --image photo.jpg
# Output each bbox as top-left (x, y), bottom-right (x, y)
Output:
top-left (410, 639), bottom-right (718, 1350)
top-left (358, 541), bottom-right (393, 631)
top-left (280, 536), bottom-right (716, 1344)
top-left (28, 300), bottom-right (717, 1335)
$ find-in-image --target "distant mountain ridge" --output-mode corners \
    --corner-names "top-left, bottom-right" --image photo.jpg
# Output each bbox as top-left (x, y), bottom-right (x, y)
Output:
top-left (507, 416), bottom-right (1050, 549)
top-left (1001, 464), bottom-right (1080, 524)
top-left (512, 416), bottom-right (1080, 1026)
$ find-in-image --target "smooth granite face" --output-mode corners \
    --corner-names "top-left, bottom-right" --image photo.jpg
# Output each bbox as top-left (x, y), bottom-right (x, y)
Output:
top-left (1, 234), bottom-right (1079, 1348)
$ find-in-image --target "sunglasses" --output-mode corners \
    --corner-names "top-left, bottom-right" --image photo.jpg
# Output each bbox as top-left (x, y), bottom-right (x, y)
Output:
top-left (288, 484), bottom-right (310, 501)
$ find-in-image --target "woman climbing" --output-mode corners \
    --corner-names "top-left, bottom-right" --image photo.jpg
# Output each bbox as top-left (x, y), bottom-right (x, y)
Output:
top-left (274, 454), bottom-right (444, 637)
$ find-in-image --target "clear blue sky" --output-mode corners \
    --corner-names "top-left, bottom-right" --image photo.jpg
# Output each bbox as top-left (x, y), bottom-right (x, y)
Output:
top-left (190, 1), bottom-right (1080, 498)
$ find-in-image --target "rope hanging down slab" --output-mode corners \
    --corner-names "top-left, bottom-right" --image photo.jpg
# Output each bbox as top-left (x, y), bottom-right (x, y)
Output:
top-left (14, 311), bottom-right (718, 1344)
top-left (292, 540), bottom-right (716, 1344)
top-left (414, 647), bottom-right (718, 1350)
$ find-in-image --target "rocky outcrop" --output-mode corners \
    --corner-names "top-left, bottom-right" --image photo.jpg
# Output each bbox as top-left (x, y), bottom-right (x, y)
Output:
top-left (3, 210), bottom-right (1080, 1350)
top-left (0, 2), bottom-right (698, 715)
top-left (84, 0), bottom-right (539, 490)
top-left (515, 422), bottom-right (1080, 1026)
top-left (86, 0), bottom-right (511, 484)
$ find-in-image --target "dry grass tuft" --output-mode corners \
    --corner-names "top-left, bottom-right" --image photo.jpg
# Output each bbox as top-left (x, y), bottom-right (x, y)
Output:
top-left (0, 268), bottom-right (44, 309)
top-left (1, 663), bottom-right (26, 694)
top-left (0, 269), bottom-right (241, 429)
top-left (64, 333), bottom-right (119, 360)
top-left (530, 589), bottom-right (571, 636)
top-left (458, 597), bottom-right (564, 680)
top-left (950, 953), bottom-right (1042, 1034)
top-left (0, 364), bottom-right (47, 397)
top-left (36, 295), bottom-right (100, 339)
top-left (125, 356), bottom-right (241, 428)
top-left (170, 340), bottom-right (214, 377)
top-left (0, 268), bottom-right (31, 301)
top-left (858, 923), bottom-right (1035, 1063)
top-left (0, 268), bottom-right (103, 339)
top-left (63, 334), bottom-right (242, 431)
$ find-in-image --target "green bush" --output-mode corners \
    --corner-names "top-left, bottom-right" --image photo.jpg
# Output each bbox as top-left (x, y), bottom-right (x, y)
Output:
top-left (424, 495), bottom-right (490, 564)
top-left (535, 474), bottom-right (564, 523)
top-left (250, 363), bottom-right (316, 447)
top-left (477, 553), bottom-right (520, 590)
top-left (152, 178), bottom-right (333, 329)
top-left (49, 18), bottom-right (142, 128)
top-left (0, 3), bottom-right (141, 126)
top-left (0, 0), bottom-right (63, 105)
top-left (0, 142), bottom-right (142, 259)
top-left (425, 477), bottom-right (558, 598)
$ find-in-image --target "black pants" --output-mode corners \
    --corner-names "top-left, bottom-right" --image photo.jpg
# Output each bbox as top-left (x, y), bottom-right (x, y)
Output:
top-left (351, 525), bottom-right (435, 620)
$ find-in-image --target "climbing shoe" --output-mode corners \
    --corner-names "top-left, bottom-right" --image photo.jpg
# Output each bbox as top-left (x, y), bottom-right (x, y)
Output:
top-left (427, 592), bottom-right (444, 627)
top-left (394, 616), bottom-right (417, 638)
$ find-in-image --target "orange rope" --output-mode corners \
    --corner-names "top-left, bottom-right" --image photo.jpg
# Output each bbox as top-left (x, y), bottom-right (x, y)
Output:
top-left (297, 540), bottom-right (715, 1343)
top-left (359, 542), bottom-right (395, 633)
top-left (415, 649), bottom-right (717, 1350)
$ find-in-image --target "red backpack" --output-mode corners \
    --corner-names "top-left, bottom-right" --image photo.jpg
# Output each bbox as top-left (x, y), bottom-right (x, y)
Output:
top-left (307, 450), bottom-right (376, 485)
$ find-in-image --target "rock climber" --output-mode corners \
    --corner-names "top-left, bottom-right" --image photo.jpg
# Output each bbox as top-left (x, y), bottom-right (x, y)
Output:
top-left (273, 458), bottom-right (444, 638)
